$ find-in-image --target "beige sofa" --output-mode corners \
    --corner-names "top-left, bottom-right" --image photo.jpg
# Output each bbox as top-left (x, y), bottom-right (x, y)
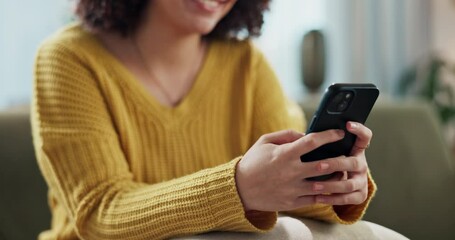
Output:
top-left (1, 100), bottom-right (454, 239)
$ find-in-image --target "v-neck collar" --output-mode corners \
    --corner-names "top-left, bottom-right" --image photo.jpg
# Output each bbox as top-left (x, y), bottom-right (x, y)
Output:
top-left (83, 27), bottom-right (216, 120)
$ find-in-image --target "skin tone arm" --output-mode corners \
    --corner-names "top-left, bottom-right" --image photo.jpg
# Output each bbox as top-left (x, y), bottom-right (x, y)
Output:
top-left (236, 121), bottom-right (372, 212)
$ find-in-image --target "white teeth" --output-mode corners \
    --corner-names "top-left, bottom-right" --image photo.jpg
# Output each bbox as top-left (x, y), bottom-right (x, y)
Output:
top-left (199, 0), bottom-right (220, 8)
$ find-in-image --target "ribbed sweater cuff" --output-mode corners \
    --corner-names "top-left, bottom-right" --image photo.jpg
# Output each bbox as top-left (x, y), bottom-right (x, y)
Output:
top-left (206, 157), bottom-right (277, 232)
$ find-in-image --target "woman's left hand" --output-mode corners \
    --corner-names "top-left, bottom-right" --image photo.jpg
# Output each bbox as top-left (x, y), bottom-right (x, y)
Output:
top-left (311, 121), bottom-right (372, 205)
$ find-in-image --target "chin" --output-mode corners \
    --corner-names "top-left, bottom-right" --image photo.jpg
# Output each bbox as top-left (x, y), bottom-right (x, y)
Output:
top-left (182, 0), bottom-right (235, 34)
top-left (186, 18), bottom-right (220, 35)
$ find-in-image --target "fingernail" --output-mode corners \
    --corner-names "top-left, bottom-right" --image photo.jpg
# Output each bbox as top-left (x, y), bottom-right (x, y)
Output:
top-left (319, 163), bottom-right (329, 171)
top-left (350, 122), bottom-right (358, 129)
top-left (314, 183), bottom-right (324, 191)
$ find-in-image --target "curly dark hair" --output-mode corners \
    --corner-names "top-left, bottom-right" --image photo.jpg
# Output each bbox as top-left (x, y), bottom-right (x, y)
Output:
top-left (75, 0), bottom-right (271, 39)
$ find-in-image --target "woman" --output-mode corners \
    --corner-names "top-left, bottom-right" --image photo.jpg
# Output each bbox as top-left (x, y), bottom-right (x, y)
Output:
top-left (32, 0), bottom-right (387, 239)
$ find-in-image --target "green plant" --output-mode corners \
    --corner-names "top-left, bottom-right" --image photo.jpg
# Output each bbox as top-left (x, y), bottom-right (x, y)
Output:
top-left (398, 56), bottom-right (455, 124)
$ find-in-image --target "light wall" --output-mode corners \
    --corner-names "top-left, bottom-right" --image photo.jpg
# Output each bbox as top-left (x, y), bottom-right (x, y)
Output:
top-left (432, 0), bottom-right (455, 62)
top-left (256, 0), bottom-right (327, 100)
top-left (0, 0), bottom-right (71, 109)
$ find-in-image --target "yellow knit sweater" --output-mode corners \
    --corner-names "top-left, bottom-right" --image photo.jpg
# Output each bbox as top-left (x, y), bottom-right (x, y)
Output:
top-left (32, 24), bottom-right (376, 240)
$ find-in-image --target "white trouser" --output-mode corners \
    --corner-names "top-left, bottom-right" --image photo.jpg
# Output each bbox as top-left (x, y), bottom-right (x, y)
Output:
top-left (172, 216), bottom-right (409, 240)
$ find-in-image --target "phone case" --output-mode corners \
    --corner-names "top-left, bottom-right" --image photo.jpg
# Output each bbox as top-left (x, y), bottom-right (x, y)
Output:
top-left (301, 83), bottom-right (379, 181)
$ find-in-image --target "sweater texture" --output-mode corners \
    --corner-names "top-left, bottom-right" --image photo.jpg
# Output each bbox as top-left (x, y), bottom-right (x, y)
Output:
top-left (32, 23), bottom-right (376, 240)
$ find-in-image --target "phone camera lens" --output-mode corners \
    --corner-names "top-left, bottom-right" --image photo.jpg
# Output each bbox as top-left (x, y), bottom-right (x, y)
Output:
top-left (328, 91), bottom-right (354, 113)
top-left (337, 101), bottom-right (348, 112)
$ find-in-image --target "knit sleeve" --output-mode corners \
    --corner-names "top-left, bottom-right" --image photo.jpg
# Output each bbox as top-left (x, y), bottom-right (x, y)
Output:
top-left (250, 46), bottom-right (377, 224)
top-left (32, 41), bottom-right (272, 240)
top-left (250, 50), bottom-right (306, 141)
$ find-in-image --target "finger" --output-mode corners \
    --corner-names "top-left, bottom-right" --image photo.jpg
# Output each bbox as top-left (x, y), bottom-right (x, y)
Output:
top-left (324, 171), bottom-right (346, 182)
top-left (311, 174), bottom-right (367, 194)
top-left (315, 190), bottom-right (368, 205)
top-left (274, 182), bottom-right (318, 210)
top-left (346, 122), bottom-right (373, 155)
top-left (296, 155), bottom-right (346, 179)
top-left (293, 195), bottom-right (318, 209)
top-left (286, 129), bottom-right (345, 156)
top-left (259, 129), bottom-right (305, 145)
top-left (300, 156), bottom-right (367, 179)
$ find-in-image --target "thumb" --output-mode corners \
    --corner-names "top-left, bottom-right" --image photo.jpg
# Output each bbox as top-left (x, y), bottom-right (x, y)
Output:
top-left (259, 129), bottom-right (305, 145)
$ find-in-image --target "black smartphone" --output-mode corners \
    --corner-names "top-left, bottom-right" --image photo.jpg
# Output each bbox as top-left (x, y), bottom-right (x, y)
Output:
top-left (301, 83), bottom-right (379, 181)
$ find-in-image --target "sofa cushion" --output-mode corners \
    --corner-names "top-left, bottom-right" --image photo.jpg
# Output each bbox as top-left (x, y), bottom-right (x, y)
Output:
top-left (0, 109), bottom-right (50, 240)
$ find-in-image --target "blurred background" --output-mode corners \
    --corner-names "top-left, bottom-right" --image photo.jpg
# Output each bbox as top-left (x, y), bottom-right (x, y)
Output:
top-left (3, 0), bottom-right (455, 149)
top-left (1, 0), bottom-right (454, 107)
top-left (1, 0), bottom-right (455, 239)
top-left (0, 0), bottom-right (452, 103)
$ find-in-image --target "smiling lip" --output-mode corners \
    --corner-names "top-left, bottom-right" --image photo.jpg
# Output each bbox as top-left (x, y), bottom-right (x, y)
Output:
top-left (191, 0), bottom-right (231, 13)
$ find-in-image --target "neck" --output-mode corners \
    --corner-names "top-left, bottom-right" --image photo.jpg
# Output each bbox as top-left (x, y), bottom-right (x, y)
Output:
top-left (127, 8), bottom-right (208, 107)
top-left (134, 8), bottom-right (204, 69)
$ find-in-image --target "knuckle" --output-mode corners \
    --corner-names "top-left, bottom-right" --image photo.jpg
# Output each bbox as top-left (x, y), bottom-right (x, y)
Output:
top-left (257, 136), bottom-right (266, 143)
top-left (259, 133), bottom-right (270, 143)
top-left (367, 128), bottom-right (373, 139)
top-left (345, 181), bottom-right (357, 192)
top-left (351, 157), bottom-right (360, 171)
top-left (304, 135), bottom-right (318, 149)
top-left (271, 147), bottom-right (283, 161)
top-left (285, 129), bottom-right (296, 136)
top-left (358, 160), bottom-right (368, 172)
top-left (333, 157), bottom-right (343, 171)
top-left (352, 156), bottom-right (368, 172)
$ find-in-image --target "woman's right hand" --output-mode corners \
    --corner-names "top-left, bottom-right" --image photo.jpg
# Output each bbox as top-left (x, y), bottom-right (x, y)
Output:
top-left (235, 129), bottom-right (348, 212)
